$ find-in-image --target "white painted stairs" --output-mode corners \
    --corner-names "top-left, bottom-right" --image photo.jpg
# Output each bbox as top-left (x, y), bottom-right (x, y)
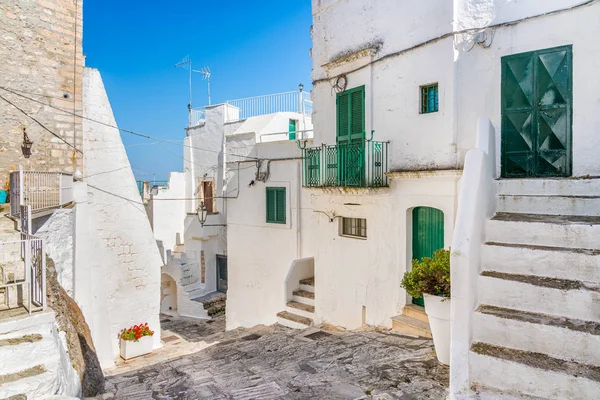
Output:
top-left (469, 178), bottom-right (600, 399)
top-left (0, 310), bottom-right (79, 399)
top-left (277, 277), bottom-right (315, 329)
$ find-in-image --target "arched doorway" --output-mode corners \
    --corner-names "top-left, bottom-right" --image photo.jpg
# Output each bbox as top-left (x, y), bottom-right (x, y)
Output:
top-left (161, 273), bottom-right (178, 315)
top-left (411, 207), bottom-right (444, 306)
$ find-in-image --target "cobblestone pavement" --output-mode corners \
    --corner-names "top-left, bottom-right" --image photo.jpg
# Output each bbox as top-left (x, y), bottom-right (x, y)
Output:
top-left (100, 316), bottom-right (449, 400)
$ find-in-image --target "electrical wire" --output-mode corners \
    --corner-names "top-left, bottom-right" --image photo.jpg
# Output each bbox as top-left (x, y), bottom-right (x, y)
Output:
top-left (0, 94), bottom-right (83, 153)
top-left (312, 0), bottom-right (599, 86)
top-left (0, 86), bottom-right (259, 160)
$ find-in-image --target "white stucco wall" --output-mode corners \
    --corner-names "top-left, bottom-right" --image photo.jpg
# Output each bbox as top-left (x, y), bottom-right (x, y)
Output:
top-left (455, 0), bottom-right (600, 176)
top-left (308, 172), bottom-right (460, 329)
top-left (36, 209), bottom-right (74, 296)
top-left (149, 172), bottom-right (186, 261)
top-left (226, 140), bottom-right (310, 329)
top-left (311, 0), bottom-right (459, 172)
top-left (82, 67), bottom-right (162, 361)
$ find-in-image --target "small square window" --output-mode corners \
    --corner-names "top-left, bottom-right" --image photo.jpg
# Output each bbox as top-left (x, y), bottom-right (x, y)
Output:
top-left (340, 217), bottom-right (367, 239)
top-left (420, 83), bottom-right (439, 114)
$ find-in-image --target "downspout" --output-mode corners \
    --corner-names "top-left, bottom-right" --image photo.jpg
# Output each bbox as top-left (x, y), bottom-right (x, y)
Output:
top-left (296, 162), bottom-right (301, 260)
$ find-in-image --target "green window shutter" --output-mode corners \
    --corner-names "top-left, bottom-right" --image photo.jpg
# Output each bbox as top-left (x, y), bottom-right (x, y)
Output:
top-left (336, 86), bottom-right (365, 144)
top-left (266, 187), bottom-right (286, 224)
top-left (336, 92), bottom-right (350, 143)
top-left (275, 188), bottom-right (286, 224)
top-left (350, 88), bottom-right (365, 141)
top-left (266, 188), bottom-right (276, 223)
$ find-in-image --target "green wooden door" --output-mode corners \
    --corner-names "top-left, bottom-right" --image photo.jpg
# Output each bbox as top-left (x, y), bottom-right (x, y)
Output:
top-left (501, 45), bottom-right (572, 178)
top-left (412, 207), bottom-right (444, 307)
top-left (337, 86), bottom-right (365, 186)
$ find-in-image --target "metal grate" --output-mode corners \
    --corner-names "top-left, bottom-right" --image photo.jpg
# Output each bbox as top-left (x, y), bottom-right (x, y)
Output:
top-left (302, 139), bottom-right (389, 188)
top-left (420, 83), bottom-right (439, 114)
top-left (341, 217), bottom-right (367, 239)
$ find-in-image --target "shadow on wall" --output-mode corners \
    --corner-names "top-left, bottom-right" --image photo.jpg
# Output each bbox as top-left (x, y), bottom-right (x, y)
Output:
top-left (161, 273), bottom-right (178, 315)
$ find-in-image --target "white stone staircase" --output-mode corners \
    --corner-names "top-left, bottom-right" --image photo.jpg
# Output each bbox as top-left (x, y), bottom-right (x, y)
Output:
top-left (469, 178), bottom-right (600, 399)
top-left (0, 311), bottom-right (79, 399)
top-left (277, 277), bottom-right (315, 329)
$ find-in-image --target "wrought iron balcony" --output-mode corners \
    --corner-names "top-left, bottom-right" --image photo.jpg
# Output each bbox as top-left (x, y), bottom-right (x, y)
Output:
top-left (302, 140), bottom-right (389, 188)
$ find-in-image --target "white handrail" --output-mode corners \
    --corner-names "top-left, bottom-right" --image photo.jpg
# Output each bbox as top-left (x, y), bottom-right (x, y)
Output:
top-left (450, 117), bottom-right (497, 396)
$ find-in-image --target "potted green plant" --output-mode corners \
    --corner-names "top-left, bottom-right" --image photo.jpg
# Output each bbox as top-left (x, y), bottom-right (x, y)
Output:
top-left (401, 248), bottom-right (450, 365)
top-left (119, 323), bottom-right (154, 360)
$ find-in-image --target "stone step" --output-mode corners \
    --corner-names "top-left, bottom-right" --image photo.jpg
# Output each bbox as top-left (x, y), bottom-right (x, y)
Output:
top-left (286, 301), bottom-right (314, 320)
top-left (478, 272), bottom-right (600, 322)
top-left (299, 277), bottom-right (315, 293)
top-left (486, 213), bottom-right (600, 250)
top-left (474, 305), bottom-right (600, 367)
top-left (0, 334), bottom-right (59, 376)
top-left (391, 315), bottom-right (432, 338)
top-left (482, 242), bottom-right (600, 283)
top-left (292, 290), bottom-right (314, 306)
top-left (402, 304), bottom-right (429, 324)
top-left (497, 178), bottom-right (600, 197)
top-left (276, 311), bottom-right (312, 329)
top-left (497, 194), bottom-right (600, 217)
top-left (0, 364), bottom-right (57, 400)
top-left (470, 342), bottom-right (600, 399)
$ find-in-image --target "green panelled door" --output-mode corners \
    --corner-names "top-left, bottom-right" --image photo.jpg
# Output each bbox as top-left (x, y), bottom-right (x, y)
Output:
top-left (501, 45), bottom-right (572, 177)
top-left (336, 86), bottom-right (365, 186)
top-left (412, 207), bottom-right (444, 307)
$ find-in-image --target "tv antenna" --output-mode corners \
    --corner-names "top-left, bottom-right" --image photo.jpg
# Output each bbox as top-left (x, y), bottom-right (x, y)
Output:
top-left (175, 55), bottom-right (212, 124)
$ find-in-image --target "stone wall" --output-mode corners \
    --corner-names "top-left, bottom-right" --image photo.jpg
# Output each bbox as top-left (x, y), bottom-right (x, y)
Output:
top-left (0, 0), bottom-right (84, 187)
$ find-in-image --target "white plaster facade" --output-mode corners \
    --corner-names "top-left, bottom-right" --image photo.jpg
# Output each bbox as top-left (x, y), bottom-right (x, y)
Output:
top-left (151, 97), bottom-right (313, 320)
top-left (226, 2), bottom-right (600, 398)
top-left (77, 67), bottom-right (163, 367)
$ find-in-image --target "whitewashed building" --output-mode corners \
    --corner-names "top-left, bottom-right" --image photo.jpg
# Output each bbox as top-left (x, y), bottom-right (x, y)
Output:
top-left (150, 90), bottom-right (313, 319)
top-left (224, 0), bottom-right (600, 398)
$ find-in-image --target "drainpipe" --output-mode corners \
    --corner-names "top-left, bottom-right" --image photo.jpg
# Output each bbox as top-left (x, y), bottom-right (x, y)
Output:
top-left (296, 162), bottom-right (302, 260)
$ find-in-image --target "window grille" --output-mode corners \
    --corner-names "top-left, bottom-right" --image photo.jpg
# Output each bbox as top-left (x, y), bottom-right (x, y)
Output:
top-left (420, 83), bottom-right (439, 113)
top-left (340, 217), bottom-right (367, 238)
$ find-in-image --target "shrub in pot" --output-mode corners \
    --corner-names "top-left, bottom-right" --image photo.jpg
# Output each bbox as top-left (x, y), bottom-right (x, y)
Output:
top-left (401, 248), bottom-right (450, 365)
top-left (119, 323), bottom-right (154, 360)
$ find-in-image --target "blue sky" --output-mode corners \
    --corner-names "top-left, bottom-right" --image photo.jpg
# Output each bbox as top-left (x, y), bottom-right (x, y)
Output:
top-left (84, 0), bottom-right (313, 181)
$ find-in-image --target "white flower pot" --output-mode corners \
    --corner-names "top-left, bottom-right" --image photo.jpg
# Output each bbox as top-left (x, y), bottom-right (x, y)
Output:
top-left (120, 336), bottom-right (153, 360)
top-left (423, 293), bottom-right (451, 365)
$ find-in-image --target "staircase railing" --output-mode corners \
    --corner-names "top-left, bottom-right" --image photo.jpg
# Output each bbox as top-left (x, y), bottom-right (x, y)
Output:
top-left (0, 232), bottom-right (46, 314)
top-left (450, 117), bottom-right (497, 395)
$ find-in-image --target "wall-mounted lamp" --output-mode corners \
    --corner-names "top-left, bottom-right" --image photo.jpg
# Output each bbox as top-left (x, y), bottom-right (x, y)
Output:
top-left (21, 128), bottom-right (33, 158)
top-left (197, 201), bottom-right (208, 226)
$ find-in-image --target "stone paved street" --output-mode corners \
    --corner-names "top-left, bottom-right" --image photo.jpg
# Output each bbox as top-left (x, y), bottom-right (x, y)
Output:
top-left (98, 315), bottom-right (449, 400)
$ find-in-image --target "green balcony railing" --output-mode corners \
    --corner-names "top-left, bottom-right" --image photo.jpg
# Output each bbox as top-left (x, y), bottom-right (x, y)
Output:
top-left (302, 140), bottom-right (389, 188)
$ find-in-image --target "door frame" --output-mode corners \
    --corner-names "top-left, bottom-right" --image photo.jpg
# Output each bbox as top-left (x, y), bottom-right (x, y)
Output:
top-left (410, 206), bottom-right (445, 307)
top-left (216, 254), bottom-right (227, 293)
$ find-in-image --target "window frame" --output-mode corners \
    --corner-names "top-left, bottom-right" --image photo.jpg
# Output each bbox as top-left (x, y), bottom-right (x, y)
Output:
top-left (266, 186), bottom-right (286, 224)
top-left (420, 83), bottom-right (439, 114)
top-left (339, 217), bottom-right (367, 239)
